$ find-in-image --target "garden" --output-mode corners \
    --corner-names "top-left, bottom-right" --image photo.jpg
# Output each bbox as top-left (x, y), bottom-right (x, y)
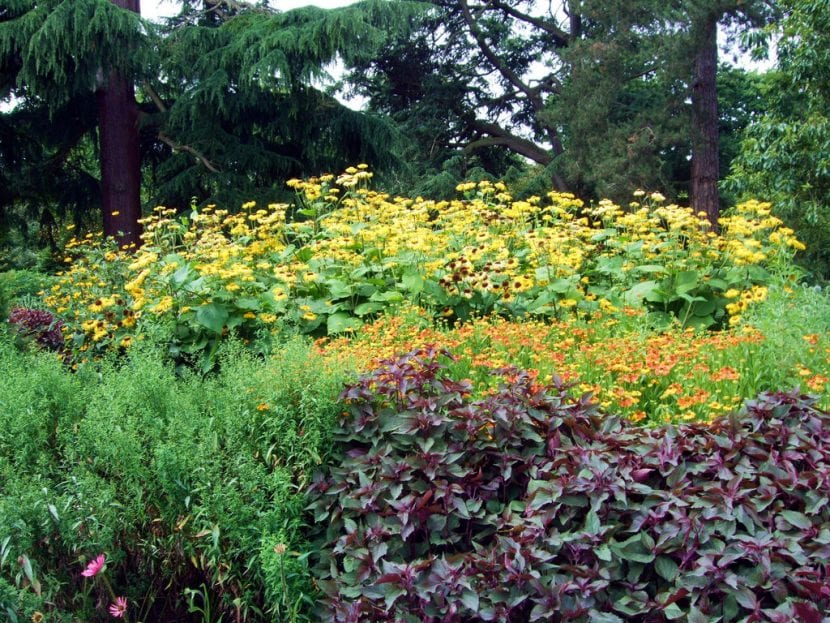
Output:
top-left (1, 170), bottom-right (829, 622)
top-left (3, 0), bottom-right (830, 620)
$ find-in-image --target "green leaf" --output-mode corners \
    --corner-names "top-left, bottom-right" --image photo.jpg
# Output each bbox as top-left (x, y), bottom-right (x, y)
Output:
top-left (460, 590), bottom-right (479, 612)
top-left (674, 270), bottom-right (699, 293)
top-left (370, 290), bottom-right (404, 303)
top-left (584, 509), bottom-right (601, 534)
top-left (779, 510), bottom-right (812, 530)
top-left (546, 278), bottom-right (573, 294)
top-left (400, 273), bottom-right (424, 294)
top-left (235, 297), bottom-right (261, 311)
top-left (171, 264), bottom-right (192, 287)
top-left (655, 555), bottom-right (679, 582)
top-left (595, 544), bottom-right (612, 562)
top-left (195, 303), bottom-right (229, 334)
top-left (353, 301), bottom-right (384, 316)
top-left (609, 534), bottom-right (655, 564)
top-left (624, 280), bottom-right (659, 305)
top-left (633, 264), bottom-right (667, 275)
top-left (687, 606), bottom-right (711, 623)
top-left (326, 280), bottom-right (354, 299)
top-left (327, 312), bottom-right (362, 334)
top-left (663, 603), bottom-right (684, 620)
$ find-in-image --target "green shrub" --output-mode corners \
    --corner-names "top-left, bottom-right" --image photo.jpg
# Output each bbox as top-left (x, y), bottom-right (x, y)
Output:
top-left (0, 270), bottom-right (52, 320)
top-left (0, 334), bottom-right (346, 622)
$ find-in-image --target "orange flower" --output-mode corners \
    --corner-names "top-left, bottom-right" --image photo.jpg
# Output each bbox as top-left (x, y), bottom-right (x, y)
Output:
top-left (711, 366), bottom-right (740, 382)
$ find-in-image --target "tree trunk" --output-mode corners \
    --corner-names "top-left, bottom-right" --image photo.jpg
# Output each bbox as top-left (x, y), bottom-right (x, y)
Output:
top-left (690, 14), bottom-right (720, 226)
top-left (96, 0), bottom-right (142, 249)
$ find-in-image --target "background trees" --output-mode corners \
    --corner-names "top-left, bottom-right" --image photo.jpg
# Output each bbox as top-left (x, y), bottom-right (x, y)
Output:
top-left (1, 0), bottom-right (827, 277)
top-left (727, 0), bottom-right (830, 276)
top-left (350, 0), bottom-right (775, 218)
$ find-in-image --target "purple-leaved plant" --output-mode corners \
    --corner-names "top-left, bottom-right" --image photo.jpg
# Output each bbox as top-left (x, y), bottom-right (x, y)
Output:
top-left (307, 347), bottom-right (830, 623)
top-left (8, 307), bottom-right (65, 351)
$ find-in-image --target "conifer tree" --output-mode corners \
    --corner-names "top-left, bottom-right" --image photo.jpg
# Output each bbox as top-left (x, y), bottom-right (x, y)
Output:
top-left (0, 0), bottom-right (414, 250)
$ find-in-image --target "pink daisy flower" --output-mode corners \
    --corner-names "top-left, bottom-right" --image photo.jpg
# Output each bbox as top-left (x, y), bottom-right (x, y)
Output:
top-left (81, 554), bottom-right (106, 578)
top-left (108, 596), bottom-right (128, 618)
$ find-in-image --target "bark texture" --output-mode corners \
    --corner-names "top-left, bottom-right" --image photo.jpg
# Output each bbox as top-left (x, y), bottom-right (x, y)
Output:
top-left (690, 15), bottom-right (720, 226)
top-left (96, 0), bottom-right (142, 248)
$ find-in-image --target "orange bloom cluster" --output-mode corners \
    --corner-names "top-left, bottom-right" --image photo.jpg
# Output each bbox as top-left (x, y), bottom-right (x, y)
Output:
top-left (316, 309), bottom-right (830, 425)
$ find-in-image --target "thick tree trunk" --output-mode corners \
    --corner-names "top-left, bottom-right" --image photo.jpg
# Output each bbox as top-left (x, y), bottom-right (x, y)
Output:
top-left (690, 15), bottom-right (720, 226)
top-left (96, 0), bottom-right (142, 249)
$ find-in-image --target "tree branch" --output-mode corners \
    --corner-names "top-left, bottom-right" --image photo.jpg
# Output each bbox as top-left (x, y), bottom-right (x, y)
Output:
top-left (477, 0), bottom-right (570, 47)
top-left (457, 0), bottom-right (539, 108)
top-left (157, 132), bottom-right (221, 173)
top-left (466, 120), bottom-right (550, 165)
top-left (466, 119), bottom-right (569, 191)
top-left (139, 83), bottom-right (219, 173)
top-left (141, 81), bottom-right (167, 113)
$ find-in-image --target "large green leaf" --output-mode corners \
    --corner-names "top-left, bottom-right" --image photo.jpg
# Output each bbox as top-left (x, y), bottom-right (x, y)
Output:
top-left (326, 312), bottom-right (362, 334)
top-left (195, 303), bottom-right (229, 334)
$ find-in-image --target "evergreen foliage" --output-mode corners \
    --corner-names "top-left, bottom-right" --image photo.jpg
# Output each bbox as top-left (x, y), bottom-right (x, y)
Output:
top-left (0, 0), bottom-right (148, 109)
top-left (0, 0), bottom-right (418, 252)
top-left (146, 0), bottom-right (411, 207)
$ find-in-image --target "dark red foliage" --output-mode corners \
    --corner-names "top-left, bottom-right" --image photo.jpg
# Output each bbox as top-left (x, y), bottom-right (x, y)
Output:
top-left (8, 307), bottom-right (65, 351)
top-left (307, 347), bottom-right (830, 622)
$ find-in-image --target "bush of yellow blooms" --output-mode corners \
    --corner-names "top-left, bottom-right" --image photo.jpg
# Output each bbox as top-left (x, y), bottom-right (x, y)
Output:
top-left (43, 167), bottom-right (805, 373)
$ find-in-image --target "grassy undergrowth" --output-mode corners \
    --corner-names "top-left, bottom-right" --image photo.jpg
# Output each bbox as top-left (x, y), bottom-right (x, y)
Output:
top-left (0, 333), bottom-right (346, 622)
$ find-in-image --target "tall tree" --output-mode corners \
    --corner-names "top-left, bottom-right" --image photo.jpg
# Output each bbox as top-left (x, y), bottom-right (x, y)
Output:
top-left (689, 7), bottom-right (721, 223)
top-left (97, 0), bottom-right (142, 247)
top-left (685, 0), bottom-right (777, 223)
top-left (1, 0), bottom-right (148, 247)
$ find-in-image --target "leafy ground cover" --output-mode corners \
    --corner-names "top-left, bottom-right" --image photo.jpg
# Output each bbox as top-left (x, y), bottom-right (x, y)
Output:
top-left (309, 348), bottom-right (830, 622)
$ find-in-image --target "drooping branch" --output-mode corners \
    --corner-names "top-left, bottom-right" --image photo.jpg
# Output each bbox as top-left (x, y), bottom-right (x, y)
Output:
top-left (466, 118), bottom-right (568, 191)
top-left (140, 82), bottom-right (220, 173)
top-left (464, 134), bottom-right (551, 165)
top-left (157, 132), bottom-right (221, 173)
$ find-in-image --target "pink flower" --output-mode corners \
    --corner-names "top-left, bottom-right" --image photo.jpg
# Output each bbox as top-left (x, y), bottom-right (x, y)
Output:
top-left (81, 554), bottom-right (106, 578)
top-left (108, 596), bottom-right (128, 618)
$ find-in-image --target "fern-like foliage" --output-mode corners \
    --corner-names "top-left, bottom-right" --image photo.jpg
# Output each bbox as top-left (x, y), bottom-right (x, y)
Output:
top-left (0, 0), bottom-right (149, 109)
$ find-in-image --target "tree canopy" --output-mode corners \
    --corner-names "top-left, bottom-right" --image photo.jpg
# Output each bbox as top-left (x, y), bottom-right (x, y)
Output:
top-left (349, 0), bottom-right (775, 215)
top-left (727, 0), bottom-right (830, 277)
